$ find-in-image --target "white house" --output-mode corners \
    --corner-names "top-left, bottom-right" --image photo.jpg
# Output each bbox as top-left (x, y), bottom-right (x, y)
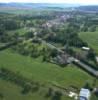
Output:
top-left (95, 56), bottom-right (98, 62)
top-left (82, 47), bottom-right (90, 51)
top-left (79, 88), bottom-right (91, 100)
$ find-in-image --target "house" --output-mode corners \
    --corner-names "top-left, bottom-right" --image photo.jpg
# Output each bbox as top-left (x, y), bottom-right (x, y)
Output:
top-left (79, 88), bottom-right (91, 100)
top-left (95, 56), bottom-right (98, 63)
top-left (82, 47), bottom-right (90, 51)
top-left (54, 53), bottom-right (69, 65)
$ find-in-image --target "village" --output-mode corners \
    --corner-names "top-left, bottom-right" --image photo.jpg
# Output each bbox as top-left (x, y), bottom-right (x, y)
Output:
top-left (0, 3), bottom-right (98, 100)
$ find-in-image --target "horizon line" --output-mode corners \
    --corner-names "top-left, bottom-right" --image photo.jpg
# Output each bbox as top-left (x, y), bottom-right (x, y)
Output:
top-left (0, 2), bottom-right (98, 6)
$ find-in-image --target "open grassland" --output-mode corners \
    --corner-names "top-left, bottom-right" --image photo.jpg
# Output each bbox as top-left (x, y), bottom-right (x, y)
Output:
top-left (0, 49), bottom-right (97, 88)
top-left (0, 80), bottom-right (74, 100)
top-left (0, 49), bottom-right (98, 100)
top-left (0, 7), bottom-right (56, 15)
top-left (79, 31), bottom-right (98, 54)
top-left (6, 28), bottom-right (29, 36)
top-left (0, 7), bottom-right (41, 15)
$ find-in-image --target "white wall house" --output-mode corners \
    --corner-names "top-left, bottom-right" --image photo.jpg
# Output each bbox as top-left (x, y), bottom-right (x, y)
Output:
top-left (79, 88), bottom-right (91, 100)
top-left (95, 56), bottom-right (98, 63)
top-left (82, 47), bottom-right (90, 51)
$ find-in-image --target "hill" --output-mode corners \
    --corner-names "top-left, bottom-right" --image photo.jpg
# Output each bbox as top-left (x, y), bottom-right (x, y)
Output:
top-left (77, 5), bottom-right (98, 12)
top-left (0, 3), bottom-right (80, 9)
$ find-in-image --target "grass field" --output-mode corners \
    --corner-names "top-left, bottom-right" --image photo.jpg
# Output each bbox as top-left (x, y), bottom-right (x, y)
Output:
top-left (6, 28), bottom-right (30, 36)
top-left (0, 80), bottom-right (50, 100)
top-left (79, 31), bottom-right (98, 54)
top-left (0, 49), bottom-right (96, 87)
top-left (0, 7), bottom-right (98, 100)
top-left (0, 7), bottom-right (56, 15)
top-left (0, 49), bottom-right (98, 100)
top-left (0, 80), bottom-right (74, 100)
top-left (0, 7), bottom-right (42, 15)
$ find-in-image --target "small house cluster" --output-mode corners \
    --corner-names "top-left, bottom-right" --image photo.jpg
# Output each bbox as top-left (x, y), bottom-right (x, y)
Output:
top-left (53, 53), bottom-right (70, 65)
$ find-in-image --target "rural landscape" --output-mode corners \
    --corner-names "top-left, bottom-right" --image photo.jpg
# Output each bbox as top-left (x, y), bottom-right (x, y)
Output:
top-left (0, 2), bottom-right (98, 100)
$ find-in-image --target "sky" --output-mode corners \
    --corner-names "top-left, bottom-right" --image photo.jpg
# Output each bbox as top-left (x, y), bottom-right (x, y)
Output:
top-left (0, 0), bottom-right (98, 5)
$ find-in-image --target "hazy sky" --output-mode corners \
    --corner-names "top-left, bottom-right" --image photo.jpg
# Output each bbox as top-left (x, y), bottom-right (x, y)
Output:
top-left (0, 0), bottom-right (98, 5)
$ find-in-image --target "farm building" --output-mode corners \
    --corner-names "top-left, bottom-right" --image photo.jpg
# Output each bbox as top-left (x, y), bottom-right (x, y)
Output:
top-left (82, 47), bottom-right (90, 51)
top-left (95, 57), bottom-right (98, 63)
top-left (79, 88), bottom-right (91, 100)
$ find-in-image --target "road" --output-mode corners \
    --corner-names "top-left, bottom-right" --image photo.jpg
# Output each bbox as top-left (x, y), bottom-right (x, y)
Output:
top-left (27, 37), bottom-right (98, 77)
top-left (40, 39), bottom-right (98, 77)
top-left (73, 58), bottom-right (98, 77)
top-left (41, 40), bottom-right (64, 53)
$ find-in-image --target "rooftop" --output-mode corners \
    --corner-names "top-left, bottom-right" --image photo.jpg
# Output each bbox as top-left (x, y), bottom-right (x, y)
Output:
top-left (79, 88), bottom-right (91, 99)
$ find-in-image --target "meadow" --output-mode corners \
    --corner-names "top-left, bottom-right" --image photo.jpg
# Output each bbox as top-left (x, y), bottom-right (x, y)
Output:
top-left (0, 49), bottom-right (95, 87)
top-left (0, 7), bottom-right (42, 15)
top-left (0, 49), bottom-right (97, 100)
top-left (0, 50), bottom-right (97, 95)
top-left (79, 31), bottom-right (98, 55)
top-left (0, 8), bottom-right (98, 100)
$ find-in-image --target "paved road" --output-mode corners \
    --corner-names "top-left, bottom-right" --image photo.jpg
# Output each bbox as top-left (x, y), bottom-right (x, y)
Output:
top-left (41, 39), bottom-right (98, 77)
top-left (28, 37), bottom-right (98, 77)
top-left (42, 40), bottom-right (64, 53)
top-left (73, 58), bottom-right (98, 77)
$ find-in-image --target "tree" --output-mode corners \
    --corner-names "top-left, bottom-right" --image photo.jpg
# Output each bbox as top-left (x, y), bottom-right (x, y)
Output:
top-left (25, 31), bottom-right (34, 39)
top-left (0, 93), bottom-right (4, 99)
top-left (81, 26), bottom-right (88, 32)
top-left (4, 19), bottom-right (21, 30)
top-left (0, 25), bottom-right (5, 36)
top-left (84, 82), bottom-right (91, 90)
top-left (45, 88), bottom-right (53, 98)
top-left (52, 91), bottom-right (62, 100)
top-left (12, 32), bottom-right (19, 42)
top-left (50, 49), bottom-right (58, 58)
top-left (89, 25), bottom-right (96, 32)
top-left (87, 49), bottom-right (96, 61)
top-left (21, 84), bottom-right (31, 95)
top-left (92, 78), bottom-right (97, 87)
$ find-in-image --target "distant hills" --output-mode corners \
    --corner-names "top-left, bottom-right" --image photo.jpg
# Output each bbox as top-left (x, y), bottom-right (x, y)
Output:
top-left (0, 3), bottom-right (80, 8)
top-left (77, 5), bottom-right (98, 12)
top-left (0, 3), bottom-right (98, 12)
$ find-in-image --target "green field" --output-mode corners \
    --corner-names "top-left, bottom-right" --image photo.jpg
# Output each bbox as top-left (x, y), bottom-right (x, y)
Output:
top-left (0, 7), bottom-right (56, 15)
top-left (1, 6), bottom-right (98, 100)
top-left (79, 31), bottom-right (98, 54)
top-left (6, 28), bottom-right (29, 36)
top-left (0, 79), bottom-right (74, 100)
top-left (0, 49), bottom-right (98, 100)
top-left (0, 49), bottom-right (96, 87)
top-left (0, 80), bottom-right (97, 100)
top-left (0, 8), bottom-right (41, 15)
